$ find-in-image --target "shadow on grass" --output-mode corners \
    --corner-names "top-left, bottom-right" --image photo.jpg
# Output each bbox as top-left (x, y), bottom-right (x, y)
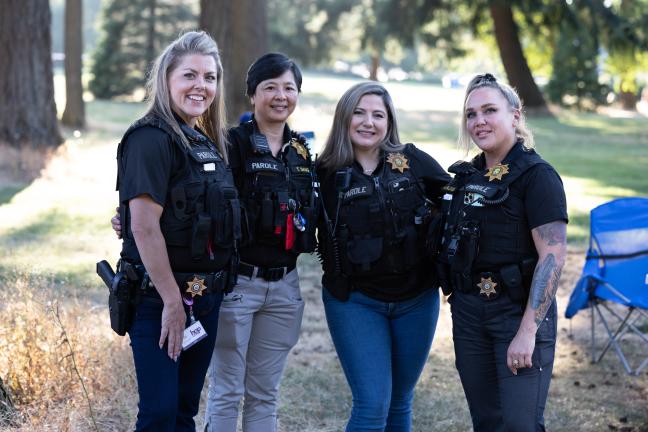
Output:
top-left (0, 184), bottom-right (28, 205)
top-left (1, 208), bottom-right (99, 246)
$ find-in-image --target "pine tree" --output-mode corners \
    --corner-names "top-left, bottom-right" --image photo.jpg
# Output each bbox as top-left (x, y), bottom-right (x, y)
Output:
top-left (90, 0), bottom-right (197, 99)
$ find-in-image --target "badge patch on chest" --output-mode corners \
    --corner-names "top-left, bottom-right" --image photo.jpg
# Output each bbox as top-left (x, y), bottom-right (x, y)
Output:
top-left (386, 153), bottom-right (409, 173)
top-left (484, 163), bottom-right (509, 181)
top-left (290, 138), bottom-right (309, 160)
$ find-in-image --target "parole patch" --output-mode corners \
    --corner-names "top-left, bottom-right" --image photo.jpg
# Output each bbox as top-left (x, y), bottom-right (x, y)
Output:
top-left (343, 185), bottom-right (372, 200)
top-left (248, 160), bottom-right (281, 173)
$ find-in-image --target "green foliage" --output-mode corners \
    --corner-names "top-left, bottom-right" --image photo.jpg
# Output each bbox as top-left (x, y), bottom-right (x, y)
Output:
top-left (267, 0), bottom-right (355, 66)
top-left (89, 0), bottom-right (197, 99)
top-left (597, 0), bottom-right (648, 104)
top-left (546, 7), bottom-right (608, 110)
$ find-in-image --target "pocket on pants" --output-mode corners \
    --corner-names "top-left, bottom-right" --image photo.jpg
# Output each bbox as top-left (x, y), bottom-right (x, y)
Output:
top-left (536, 302), bottom-right (557, 343)
top-left (534, 302), bottom-right (557, 369)
top-left (284, 269), bottom-right (302, 302)
top-left (192, 291), bottom-right (223, 318)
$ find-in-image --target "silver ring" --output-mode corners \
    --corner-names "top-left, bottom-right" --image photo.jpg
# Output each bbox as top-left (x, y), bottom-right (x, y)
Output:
top-left (513, 359), bottom-right (520, 367)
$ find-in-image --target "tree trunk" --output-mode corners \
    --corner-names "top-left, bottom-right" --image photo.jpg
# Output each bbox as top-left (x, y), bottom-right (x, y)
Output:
top-left (618, 90), bottom-right (637, 110)
top-left (0, 0), bottom-right (62, 149)
top-left (62, 0), bottom-right (85, 128)
top-left (200, 0), bottom-right (268, 125)
top-left (369, 53), bottom-right (380, 81)
top-left (489, 2), bottom-right (549, 112)
top-left (145, 0), bottom-right (156, 77)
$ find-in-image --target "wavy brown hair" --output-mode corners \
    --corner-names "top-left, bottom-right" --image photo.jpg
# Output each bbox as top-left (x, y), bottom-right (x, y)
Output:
top-left (319, 82), bottom-right (403, 171)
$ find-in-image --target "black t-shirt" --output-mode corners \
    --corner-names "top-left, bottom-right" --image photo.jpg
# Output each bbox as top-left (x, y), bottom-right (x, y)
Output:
top-left (119, 123), bottom-right (231, 272)
top-left (472, 145), bottom-right (569, 229)
top-left (120, 126), bottom-right (178, 266)
top-left (119, 126), bottom-right (179, 207)
top-left (228, 122), bottom-right (299, 268)
top-left (318, 144), bottom-right (451, 302)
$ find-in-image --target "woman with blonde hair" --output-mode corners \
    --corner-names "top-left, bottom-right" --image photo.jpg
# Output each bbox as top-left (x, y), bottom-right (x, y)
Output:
top-left (115, 31), bottom-right (239, 431)
top-left (439, 73), bottom-right (567, 431)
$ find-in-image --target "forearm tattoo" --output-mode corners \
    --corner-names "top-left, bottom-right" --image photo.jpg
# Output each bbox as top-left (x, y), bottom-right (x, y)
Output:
top-left (530, 222), bottom-right (566, 327)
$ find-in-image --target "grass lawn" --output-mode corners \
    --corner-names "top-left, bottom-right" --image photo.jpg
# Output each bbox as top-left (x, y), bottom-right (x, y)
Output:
top-left (1, 73), bottom-right (647, 431)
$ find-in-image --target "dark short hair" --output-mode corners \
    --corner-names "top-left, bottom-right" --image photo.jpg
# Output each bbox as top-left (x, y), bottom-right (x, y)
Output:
top-left (245, 52), bottom-right (302, 96)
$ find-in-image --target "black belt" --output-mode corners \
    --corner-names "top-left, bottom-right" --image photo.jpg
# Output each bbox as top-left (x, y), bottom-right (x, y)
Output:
top-left (135, 266), bottom-right (227, 296)
top-left (238, 261), bottom-right (296, 282)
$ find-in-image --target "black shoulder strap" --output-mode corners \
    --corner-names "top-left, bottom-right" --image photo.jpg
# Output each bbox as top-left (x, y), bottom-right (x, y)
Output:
top-left (492, 148), bottom-right (547, 190)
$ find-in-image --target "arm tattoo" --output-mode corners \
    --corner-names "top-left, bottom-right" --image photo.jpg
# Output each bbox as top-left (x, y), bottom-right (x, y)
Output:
top-left (536, 222), bottom-right (567, 246)
top-left (530, 253), bottom-right (563, 327)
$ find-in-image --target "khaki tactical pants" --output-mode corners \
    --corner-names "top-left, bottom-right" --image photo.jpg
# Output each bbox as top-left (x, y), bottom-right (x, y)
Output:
top-left (204, 269), bottom-right (304, 432)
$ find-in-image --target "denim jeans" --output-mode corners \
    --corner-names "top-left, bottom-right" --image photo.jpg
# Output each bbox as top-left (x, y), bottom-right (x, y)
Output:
top-left (450, 291), bottom-right (557, 432)
top-left (323, 288), bottom-right (440, 432)
top-left (128, 290), bottom-right (222, 432)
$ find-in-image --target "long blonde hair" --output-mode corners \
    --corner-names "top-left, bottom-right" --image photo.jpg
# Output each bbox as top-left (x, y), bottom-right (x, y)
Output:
top-left (319, 82), bottom-right (403, 172)
top-left (458, 73), bottom-right (534, 154)
top-left (145, 31), bottom-right (228, 162)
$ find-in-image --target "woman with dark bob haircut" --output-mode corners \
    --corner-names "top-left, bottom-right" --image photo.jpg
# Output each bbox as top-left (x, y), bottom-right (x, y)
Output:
top-left (204, 53), bottom-right (317, 432)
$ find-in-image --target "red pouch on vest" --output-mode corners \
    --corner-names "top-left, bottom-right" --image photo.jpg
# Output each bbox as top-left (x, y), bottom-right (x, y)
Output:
top-left (285, 213), bottom-right (295, 250)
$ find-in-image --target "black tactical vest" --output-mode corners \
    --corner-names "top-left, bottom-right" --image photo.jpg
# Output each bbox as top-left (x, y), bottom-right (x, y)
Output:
top-left (334, 149), bottom-right (432, 277)
top-left (117, 115), bottom-right (240, 270)
top-left (231, 121), bottom-right (317, 254)
top-left (439, 142), bottom-right (546, 284)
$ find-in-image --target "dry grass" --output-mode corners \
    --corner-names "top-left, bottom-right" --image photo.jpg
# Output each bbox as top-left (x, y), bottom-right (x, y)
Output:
top-left (0, 272), bottom-right (137, 432)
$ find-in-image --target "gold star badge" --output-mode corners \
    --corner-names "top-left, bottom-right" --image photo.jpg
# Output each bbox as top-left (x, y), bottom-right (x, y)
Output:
top-left (186, 276), bottom-right (207, 297)
top-left (290, 138), bottom-right (309, 160)
top-left (484, 163), bottom-right (509, 182)
top-left (386, 153), bottom-right (410, 173)
top-left (478, 276), bottom-right (498, 298)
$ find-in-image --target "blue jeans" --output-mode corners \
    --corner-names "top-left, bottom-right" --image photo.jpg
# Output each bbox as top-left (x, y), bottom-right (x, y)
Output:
top-left (128, 291), bottom-right (223, 432)
top-left (450, 291), bottom-right (557, 432)
top-left (323, 288), bottom-right (440, 432)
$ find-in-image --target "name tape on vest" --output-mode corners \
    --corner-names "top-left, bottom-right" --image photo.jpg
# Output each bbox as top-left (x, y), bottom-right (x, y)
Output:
top-left (249, 161), bottom-right (280, 172)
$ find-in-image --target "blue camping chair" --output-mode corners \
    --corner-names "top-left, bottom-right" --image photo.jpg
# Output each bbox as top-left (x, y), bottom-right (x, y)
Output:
top-left (565, 197), bottom-right (648, 375)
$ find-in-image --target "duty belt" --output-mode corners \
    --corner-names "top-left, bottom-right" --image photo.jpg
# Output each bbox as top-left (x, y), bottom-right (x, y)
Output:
top-left (135, 266), bottom-right (227, 296)
top-left (457, 271), bottom-right (506, 300)
top-left (238, 261), bottom-right (296, 282)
